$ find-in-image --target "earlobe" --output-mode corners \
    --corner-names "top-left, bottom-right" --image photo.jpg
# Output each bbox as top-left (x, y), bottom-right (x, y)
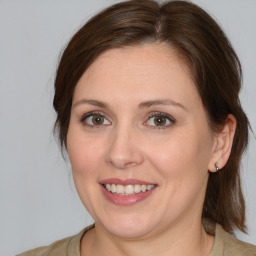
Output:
top-left (215, 162), bottom-right (220, 172)
top-left (208, 115), bottom-right (237, 173)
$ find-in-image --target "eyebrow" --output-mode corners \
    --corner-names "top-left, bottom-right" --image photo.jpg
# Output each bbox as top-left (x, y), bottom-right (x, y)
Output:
top-left (138, 99), bottom-right (187, 110)
top-left (73, 99), bottom-right (109, 109)
top-left (73, 98), bottom-right (187, 111)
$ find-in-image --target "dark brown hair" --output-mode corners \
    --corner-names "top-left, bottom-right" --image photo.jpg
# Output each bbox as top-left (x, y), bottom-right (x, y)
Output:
top-left (53, 0), bottom-right (249, 233)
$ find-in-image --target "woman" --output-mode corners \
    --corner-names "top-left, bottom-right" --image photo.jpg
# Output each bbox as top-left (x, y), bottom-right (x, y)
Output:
top-left (18, 0), bottom-right (256, 255)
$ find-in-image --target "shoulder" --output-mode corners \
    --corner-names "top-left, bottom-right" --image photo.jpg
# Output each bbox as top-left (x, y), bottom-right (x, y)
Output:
top-left (17, 235), bottom-right (72, 256)
top-left (221, 227), bottom-right (256, 255)
top-left (211, 223), bottom-right (256, 256)
top-left (17, 225), bottom-right (94, 256)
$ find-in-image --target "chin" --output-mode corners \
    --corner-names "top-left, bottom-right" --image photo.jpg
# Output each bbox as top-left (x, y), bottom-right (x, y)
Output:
top-left (95, 211), bottom-right (161, 239)
top-left (102, 222), bottom-right (154, 239)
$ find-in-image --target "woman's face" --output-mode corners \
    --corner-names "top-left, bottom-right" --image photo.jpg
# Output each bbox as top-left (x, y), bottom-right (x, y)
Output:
top-left (67, 43), bottom-right (217, 238)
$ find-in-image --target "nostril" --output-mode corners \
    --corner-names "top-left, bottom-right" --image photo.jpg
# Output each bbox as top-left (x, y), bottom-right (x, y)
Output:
top-left (124, 162), bottom-right (139, 167)
top-left (105, 132), bottom-right (144, 169)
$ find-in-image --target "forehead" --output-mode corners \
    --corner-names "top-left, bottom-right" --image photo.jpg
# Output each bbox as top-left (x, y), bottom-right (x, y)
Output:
top-left (73, 43), bottom-right (201, 108)
top-left (82, 43), bottom-right (190, 82)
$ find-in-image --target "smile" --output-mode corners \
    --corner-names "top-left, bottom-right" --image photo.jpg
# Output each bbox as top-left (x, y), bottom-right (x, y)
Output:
top-left (103, 184), bottom-right (156, 195)
top-left (100, 179), bottom-right (157, 205)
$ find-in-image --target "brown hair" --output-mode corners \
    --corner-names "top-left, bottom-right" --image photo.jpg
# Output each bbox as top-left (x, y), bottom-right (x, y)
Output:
top-left (53, 0), bottom-right (249, 233)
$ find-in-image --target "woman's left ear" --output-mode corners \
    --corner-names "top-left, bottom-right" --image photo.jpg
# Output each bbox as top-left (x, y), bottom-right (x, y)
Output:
top-left (208, 114), bottom-right (237, 173)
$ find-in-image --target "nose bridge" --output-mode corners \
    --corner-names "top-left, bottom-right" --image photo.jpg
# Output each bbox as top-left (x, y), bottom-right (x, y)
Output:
top-left (106, 121), bottom-right (144, 169)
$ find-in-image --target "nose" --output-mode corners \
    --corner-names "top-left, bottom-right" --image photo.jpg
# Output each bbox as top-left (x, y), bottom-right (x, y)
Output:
top-left (105, 125), bottom-right (144, 169)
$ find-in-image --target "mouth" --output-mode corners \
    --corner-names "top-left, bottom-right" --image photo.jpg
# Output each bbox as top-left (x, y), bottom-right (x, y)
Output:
top-left (100, 179), bottom-right (158, 205)
top-left (102, 184), bottom-right (156, 196)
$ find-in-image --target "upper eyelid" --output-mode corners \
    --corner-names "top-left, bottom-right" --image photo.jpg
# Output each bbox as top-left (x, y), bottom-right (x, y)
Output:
top-left (80, 111), bottom-right (176, 126)
top-left (81, 111), bottom-right (111, 121)
top-left (144, 113), bottom-right (175, 130)
top-left (81, 111), bottom-right (111, 128)
top-left (81, 111), bottom-right (174, 119)
top-left (147, 111), bottom-right (176, 121)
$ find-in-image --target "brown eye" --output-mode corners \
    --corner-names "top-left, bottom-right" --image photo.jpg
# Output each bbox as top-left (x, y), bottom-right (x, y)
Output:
top-left (154, 116), bottom-right (167, 126)
top-left (82, 113), bottom-right (111, 126)
top-left (92, 115), bottom-right (105, 125)
top-left (146, 113), bottom-right (175, 128)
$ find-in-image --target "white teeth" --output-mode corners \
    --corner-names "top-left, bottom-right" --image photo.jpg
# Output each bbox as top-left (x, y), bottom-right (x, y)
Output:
top-left (116, 184), bottom-right (124, 194)
top-left (147, 185), bottom-right (154, 190)
top-left (134, 184), bottom-right (141, 193)
top-left (111, 184), bottom-right (116, 193)
top-left (104, 183), bottom-right (155, 195)
top-left (124, 185), bottom-right (134, 195)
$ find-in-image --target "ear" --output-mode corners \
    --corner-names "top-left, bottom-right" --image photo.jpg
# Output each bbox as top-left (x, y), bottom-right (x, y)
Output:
top-left (208, 114), bottom-right (237, 173)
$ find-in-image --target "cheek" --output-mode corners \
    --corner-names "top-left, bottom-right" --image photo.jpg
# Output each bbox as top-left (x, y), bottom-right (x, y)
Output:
top-left (146, 126), bottom-right (213, 181)
top-left (67, 128), bottom-right (105, 178)
top-left (67, 128), bottom-right (107, 215)
top-left (147, 129), bottom-right (212, 213)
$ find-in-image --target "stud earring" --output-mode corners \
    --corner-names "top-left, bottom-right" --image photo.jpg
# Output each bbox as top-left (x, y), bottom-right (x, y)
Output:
top-left (215, 162), bottom-right (220, 172)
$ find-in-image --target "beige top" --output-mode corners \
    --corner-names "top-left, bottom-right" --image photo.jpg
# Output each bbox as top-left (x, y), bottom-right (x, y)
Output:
top-left (18, 223), bottom-right (256, 256)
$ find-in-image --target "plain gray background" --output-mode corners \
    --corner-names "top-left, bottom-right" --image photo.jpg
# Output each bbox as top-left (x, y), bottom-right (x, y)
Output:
top-left (0, 1), bottom-right (255, 255)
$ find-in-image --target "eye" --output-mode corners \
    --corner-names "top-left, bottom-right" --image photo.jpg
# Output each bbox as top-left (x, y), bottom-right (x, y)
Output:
top-left (145, 113), bottom-right (175, 128)
top-left (81, 112), bottom-right (111, 126)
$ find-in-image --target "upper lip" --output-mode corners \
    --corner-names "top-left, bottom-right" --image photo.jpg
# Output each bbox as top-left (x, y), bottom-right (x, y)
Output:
top-left (100, 178), bottom-right (156, 186)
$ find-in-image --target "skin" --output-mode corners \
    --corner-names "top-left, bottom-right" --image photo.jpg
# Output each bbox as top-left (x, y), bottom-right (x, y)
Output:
top-left (67, 43), bottom-right (236, 256)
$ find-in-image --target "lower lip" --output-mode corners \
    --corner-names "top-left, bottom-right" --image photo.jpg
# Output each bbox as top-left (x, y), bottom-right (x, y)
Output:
top-left (100, 185), bottom-right (156, 206)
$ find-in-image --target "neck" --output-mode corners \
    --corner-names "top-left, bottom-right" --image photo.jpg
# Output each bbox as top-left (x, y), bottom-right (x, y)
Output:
top-left (81, 218), bottom-right (214, 256)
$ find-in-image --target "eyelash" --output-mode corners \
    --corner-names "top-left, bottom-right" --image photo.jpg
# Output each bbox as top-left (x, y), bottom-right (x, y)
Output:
top-left (145, 112), bottom-right (176, 129)
top-left (80, 111), bottom-right (110, 128)
top-left (80, 111), bottom-right (176, 129)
